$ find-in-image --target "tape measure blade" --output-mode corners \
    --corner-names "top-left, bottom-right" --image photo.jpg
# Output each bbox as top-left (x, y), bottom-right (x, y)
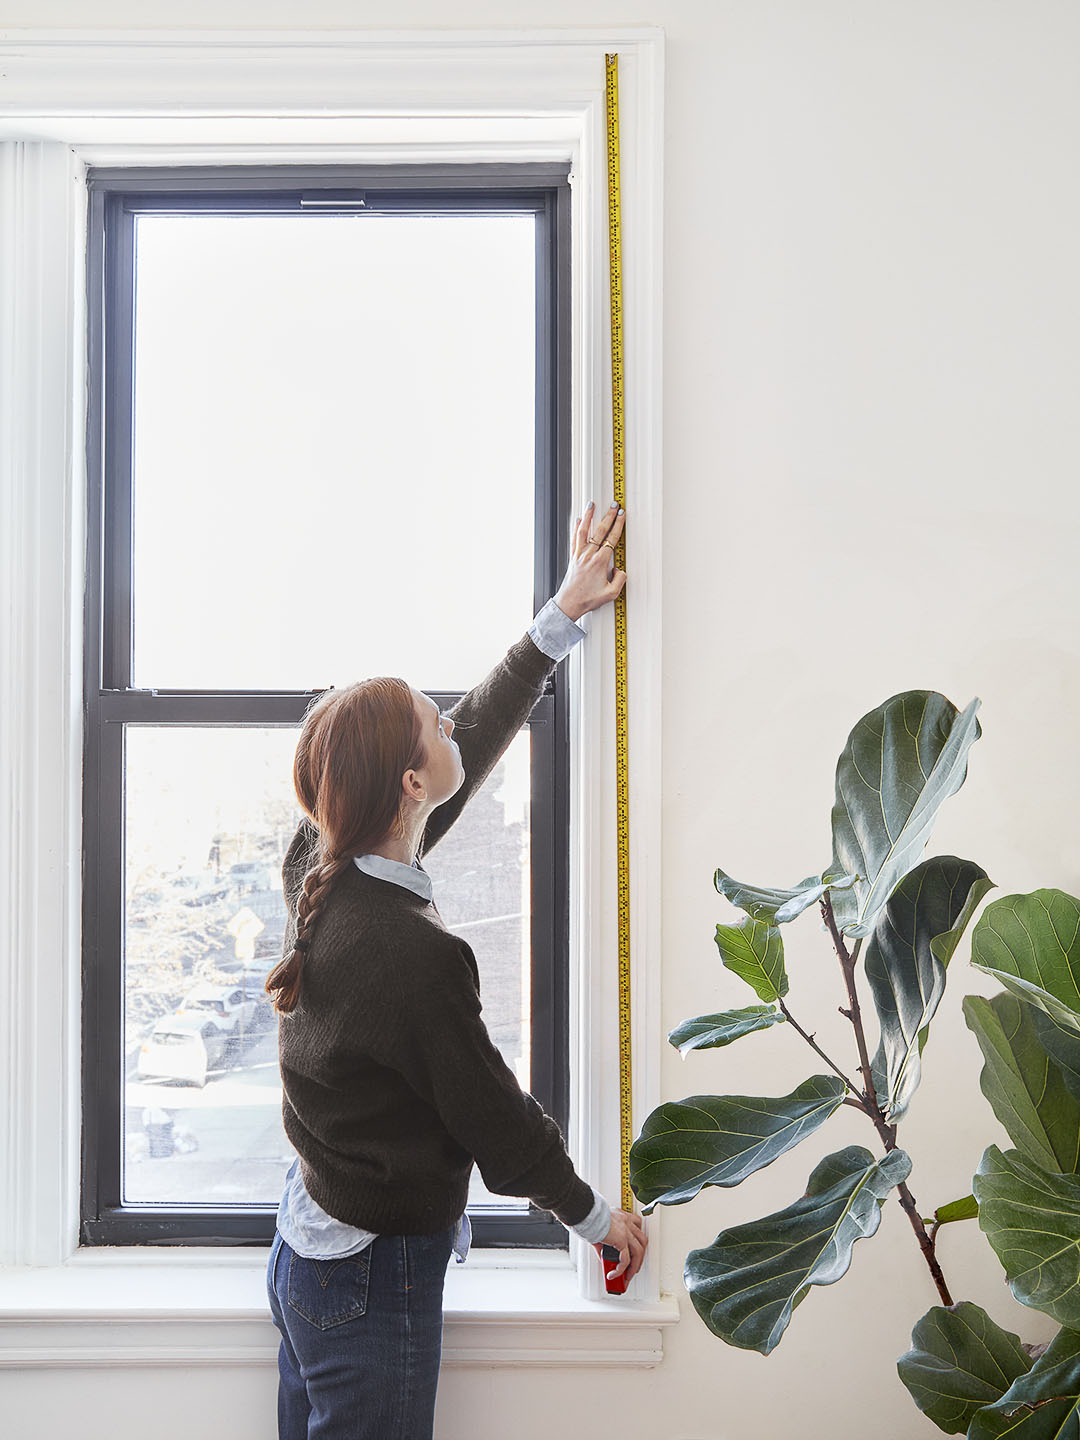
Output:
top-left (606, 52), bottom-right (634, 1218)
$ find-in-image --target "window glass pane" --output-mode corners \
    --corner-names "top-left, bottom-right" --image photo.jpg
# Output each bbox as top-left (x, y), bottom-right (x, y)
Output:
top-left (124, 727), bottom-right (298, 1205)
top-left (123, 725), bottom-right (531, 1213)
top-left (131, 213), bottom-right (536, 691)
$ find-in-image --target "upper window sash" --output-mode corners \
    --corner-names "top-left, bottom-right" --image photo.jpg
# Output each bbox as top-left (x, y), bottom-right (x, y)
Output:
top-left (87, 166), bottom-right (571, 694)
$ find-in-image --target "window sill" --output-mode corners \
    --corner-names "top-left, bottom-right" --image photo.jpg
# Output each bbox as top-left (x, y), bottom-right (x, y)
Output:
top-left (0, 1249), bottom-right (680, 1369)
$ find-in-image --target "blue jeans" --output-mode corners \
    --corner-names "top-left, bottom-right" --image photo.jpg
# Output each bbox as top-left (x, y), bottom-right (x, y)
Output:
top-left (266, 1226), bottom-right (456, 1440)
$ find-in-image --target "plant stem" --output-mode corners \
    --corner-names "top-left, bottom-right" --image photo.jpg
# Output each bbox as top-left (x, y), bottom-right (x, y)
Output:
top-left (820, 894), bottom-right (955, 1309)
top-left (777, 998), bottom-right (865, 1100)
top-left (822, 897), bottom-right (880, 1110)
top-left (896, 1182), bottom-right (954, 1306)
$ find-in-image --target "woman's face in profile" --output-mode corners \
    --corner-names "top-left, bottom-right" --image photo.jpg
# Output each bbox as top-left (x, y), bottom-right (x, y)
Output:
top-left (409, 688), bottom-right (464, 807)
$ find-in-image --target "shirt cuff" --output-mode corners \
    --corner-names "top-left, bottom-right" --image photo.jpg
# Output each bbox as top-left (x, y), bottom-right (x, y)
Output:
top-left (568, 1188), bottom-right (611, 1245)
top-left (527, 597), bottom-right (588, 663)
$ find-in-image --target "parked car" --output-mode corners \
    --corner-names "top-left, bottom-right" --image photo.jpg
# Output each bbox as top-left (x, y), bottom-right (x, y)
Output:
top-left (137, 1014), bottom-right (229, 1087)
top-left (178, 982), bottom-right (258, 1043)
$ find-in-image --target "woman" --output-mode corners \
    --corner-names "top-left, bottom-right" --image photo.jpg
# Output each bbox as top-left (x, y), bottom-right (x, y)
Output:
top-left (265, 499), bottom-right (647, 1440)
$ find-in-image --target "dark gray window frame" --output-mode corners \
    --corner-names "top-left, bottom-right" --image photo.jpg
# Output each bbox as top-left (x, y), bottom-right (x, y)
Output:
top-left (81, 164), bottom-right (573, 1248)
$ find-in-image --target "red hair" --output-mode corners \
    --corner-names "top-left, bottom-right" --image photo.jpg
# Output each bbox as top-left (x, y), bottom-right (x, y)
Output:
top-left (265, 677), bottom-right (426, 1014)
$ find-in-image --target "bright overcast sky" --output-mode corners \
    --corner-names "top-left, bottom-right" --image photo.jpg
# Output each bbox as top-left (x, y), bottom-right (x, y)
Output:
top-left (131, 213), bottom-right (537, 693)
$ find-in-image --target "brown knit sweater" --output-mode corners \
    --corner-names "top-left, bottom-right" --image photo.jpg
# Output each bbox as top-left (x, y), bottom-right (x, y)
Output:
top-left (277, 632), bottom-right (594, 1236)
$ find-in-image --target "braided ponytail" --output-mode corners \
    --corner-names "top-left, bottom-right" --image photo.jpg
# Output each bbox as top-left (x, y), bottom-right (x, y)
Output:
top-left (266, 676), bottom-right (426, 1014)
top-left (265, 854), bottom-right (354, 1012)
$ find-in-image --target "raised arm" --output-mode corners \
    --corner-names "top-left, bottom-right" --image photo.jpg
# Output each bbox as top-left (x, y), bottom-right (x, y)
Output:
top-left (419, 500), bottom-right (626, 858)
top-left (418, 631), bottom-right (553, 858)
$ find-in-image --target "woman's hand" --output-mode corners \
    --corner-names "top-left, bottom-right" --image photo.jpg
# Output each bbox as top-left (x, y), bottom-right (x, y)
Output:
top-left (601, 1207), bottom-right (648, 1282)
top-left (552, 500), bottom-right (627, 622)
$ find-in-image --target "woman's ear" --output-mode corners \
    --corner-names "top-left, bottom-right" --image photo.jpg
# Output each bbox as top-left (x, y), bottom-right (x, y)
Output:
top-left (401, 767), bottom-right (427, 805)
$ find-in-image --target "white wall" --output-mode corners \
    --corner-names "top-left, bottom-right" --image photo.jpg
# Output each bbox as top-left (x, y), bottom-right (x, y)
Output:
top-left (4, 2), bottom-right (1079, 1436)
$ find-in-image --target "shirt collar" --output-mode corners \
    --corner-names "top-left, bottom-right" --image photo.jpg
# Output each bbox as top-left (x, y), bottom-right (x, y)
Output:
top-left (353, 852), bottom-right (433, 904)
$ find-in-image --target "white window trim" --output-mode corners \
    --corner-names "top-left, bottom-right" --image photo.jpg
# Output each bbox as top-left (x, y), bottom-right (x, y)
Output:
top-left (0, 27), bottom-right (673, 1368)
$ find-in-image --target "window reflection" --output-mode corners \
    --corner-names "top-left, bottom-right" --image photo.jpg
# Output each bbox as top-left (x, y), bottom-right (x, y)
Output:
top-left (123, 725), bottom-right (531, 1213)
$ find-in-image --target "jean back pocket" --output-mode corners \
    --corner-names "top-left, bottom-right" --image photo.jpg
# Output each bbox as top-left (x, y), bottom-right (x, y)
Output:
top-left (287, 1248), bottom-right (372, 1329)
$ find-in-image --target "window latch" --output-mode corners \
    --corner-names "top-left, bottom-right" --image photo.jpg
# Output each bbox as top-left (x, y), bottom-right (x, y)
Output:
top-left (299, 192), bottom-right (367, 209)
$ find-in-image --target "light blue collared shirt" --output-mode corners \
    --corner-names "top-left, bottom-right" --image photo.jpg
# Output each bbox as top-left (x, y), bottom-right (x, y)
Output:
top-left (277, 600), bottom-right (610, 1262)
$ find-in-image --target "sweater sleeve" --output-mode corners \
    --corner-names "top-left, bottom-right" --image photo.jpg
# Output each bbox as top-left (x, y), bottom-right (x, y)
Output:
top-left (418, 632), bottom-right (555, 859)
top-left (388, 935), bottom-right (594, 1229)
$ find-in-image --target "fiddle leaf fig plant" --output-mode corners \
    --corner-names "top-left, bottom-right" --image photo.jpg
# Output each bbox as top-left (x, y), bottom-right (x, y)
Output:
top-left (865, 855), bottom-right (994, 1123)
top-left (970, 890), bottom-right (1080, 1037)
top-left (630, 689), bottom-right (985, 1350)
top-left (685, 1144), bottom-right (912, 1355)
top-left (828, 692), bottom-right (983, 939)
top-left (631, 1076), bottom-right (847, 1210)
top-left (631, 688), bottom-right (1080, 1434)
top-left (896, 888), bottom-right (1080, 1436)
top-left (896, 1303), bottom-right (1033, 1434)
top-left (666, 1004), bottom-right (785, 1056)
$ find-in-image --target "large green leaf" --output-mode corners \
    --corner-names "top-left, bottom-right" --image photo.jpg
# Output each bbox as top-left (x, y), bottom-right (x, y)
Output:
top-left (828, 691), bottom-right (982, 939)
top-left (685, 1144), bottom-right (910, 1355)
top-left (897, 1302), bottom-right (1032, 1434)
top-left (971, 891), bottom-right (1080, 1038)
top-left (968, 1327), bottom-right (1080, 1439)
top-left (964, 994), bottom-right (1080, 1174)
top-left (713, 916), bottom-right (788, 1002)
top-left (865, 856), bottom-right (992, 1120)
top-left (668, 1004), bottom-right (784, 1057)
top-left (975, 1146), bottom-right (1080, 1329)
top-left (629, 1076), bottom-right (847, 1213)
top-left (1032, 1009), bottom-right (1080, 1107)
top-left (713, 868), bottom-right (857, 925)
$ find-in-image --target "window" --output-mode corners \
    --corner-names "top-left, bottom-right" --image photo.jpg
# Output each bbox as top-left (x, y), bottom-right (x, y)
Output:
top-left (81, 166), bottom-right (573, 1247)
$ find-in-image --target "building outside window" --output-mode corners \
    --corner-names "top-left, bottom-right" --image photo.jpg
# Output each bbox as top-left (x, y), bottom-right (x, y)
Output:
top-left (81, 166), bottom-right (573, 1248)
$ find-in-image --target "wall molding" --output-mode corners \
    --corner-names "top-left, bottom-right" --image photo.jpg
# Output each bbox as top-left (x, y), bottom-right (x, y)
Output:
top-left (0, 1320), bottom-right (675, 1371)
top-left (0, 25), bottom-right (667, 1359)
top-left (0, 138), bottom-right (88, 1271)
top-left (0, 1260), bottom-right (679, 1369)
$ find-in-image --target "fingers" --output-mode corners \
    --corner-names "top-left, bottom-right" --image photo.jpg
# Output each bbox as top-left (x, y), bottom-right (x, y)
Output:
top-left (576, 499), bottom-right (623, 557)
top-left (610, 1229), bottom-right (646, 1281)
top-left (572, 500), bottom-right (596, 560)
top-left (554, 500), bottom-right (627, 621)
top-left (592, 507), bottom-right (625, 582)
top-left (594, 504), bottom-right (625, 551)
top-left (604, 1208), bottom-right (648, 1281)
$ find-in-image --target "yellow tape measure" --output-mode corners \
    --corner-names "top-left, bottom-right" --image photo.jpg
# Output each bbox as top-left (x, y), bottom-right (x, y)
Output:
top-left (605, 52), bottom-right (633, 1216)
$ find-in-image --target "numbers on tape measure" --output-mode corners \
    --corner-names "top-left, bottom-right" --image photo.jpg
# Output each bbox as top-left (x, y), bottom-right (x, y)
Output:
top-left (606, 52), bottom-right (634, 1216)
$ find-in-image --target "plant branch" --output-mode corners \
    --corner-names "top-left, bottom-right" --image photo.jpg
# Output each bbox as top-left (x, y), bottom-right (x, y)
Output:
top-left (822, 895), bottom-right (881, 1118)
top-left (820, 893), bottom-right (955, 1308)
top-left (777, 998), bottom-right (867, 1103)
top-left (821, 892), bottom-right (853, 964)
top-left (897, 1181), bottom-right (954, 1306)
